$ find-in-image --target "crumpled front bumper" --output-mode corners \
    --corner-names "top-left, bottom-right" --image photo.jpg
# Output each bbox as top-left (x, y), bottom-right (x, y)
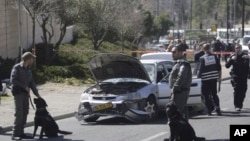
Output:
top-left (75, 101), bottom-right (150, 123)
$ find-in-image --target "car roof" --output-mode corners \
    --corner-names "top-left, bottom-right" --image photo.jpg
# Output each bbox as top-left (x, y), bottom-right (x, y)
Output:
top-left (140, 59), bottom-right (172, 64)
top-left (140, 52), bottom-right (173, 60)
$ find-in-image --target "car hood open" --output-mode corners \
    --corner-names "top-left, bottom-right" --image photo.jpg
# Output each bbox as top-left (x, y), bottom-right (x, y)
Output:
top-left (88, 53), bottom-right (151, 82)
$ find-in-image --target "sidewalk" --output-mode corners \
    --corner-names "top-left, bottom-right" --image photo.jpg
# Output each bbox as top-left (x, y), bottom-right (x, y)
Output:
top-left (0, 62), bottom-right (231, 133)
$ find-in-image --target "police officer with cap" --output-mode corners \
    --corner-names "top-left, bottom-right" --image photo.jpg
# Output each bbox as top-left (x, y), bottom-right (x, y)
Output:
top-left (10, 52), bottom-right (41, 140)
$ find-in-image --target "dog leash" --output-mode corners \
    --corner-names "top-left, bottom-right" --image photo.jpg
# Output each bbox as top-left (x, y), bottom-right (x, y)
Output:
top-left (28, 92), bottom-right (36, 110)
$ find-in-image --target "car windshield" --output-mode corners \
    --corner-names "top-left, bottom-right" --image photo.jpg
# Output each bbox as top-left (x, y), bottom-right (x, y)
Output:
top-left (142, 64), bottom-right (156, 82)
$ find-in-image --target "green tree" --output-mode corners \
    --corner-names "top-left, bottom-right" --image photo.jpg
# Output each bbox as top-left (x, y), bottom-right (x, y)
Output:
top-left (76, 0), bottom-right (117, 50)
top-left (152, 13), bottom-right (173, 41)
top-left (191, 0), bottom-right (250, 29)
top-left (37, 0), bottom-right (77, 64)
top-left (19, 0), bottom-right (44, 49)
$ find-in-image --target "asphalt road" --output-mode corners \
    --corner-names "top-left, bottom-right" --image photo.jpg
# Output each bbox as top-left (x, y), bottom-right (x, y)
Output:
top-left (1, 79), bottom-right (250, 141)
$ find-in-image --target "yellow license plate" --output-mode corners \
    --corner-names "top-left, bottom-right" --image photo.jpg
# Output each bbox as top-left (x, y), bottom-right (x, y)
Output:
top-left (93, 102), bottom-right (113, 111)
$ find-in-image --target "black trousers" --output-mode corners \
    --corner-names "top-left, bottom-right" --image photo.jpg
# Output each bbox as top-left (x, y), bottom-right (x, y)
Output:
top-left (231, 76), bottom-right (248, 109)
top-left (201, 79), bottom-right (220, 112)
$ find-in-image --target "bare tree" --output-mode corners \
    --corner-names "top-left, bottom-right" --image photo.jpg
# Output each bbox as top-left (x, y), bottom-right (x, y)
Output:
top-left (112, 0), bottom-right (144, 51)
top-left (76, 0), bottom-right (118, 50)
top-left (52, 0), bottom-right (78, 49)
top-left (18, 0), bottom-right (45, 49)
top-left (20, 0), bottom-right (78, 64)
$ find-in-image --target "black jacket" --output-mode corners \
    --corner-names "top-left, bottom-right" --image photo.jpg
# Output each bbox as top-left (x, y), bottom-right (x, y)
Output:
top-left (225, 53), bottom-right (249, 78)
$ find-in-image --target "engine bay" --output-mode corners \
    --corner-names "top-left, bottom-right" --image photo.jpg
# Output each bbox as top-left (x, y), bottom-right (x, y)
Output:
top-left (87, 82), bottom-right (148, 95)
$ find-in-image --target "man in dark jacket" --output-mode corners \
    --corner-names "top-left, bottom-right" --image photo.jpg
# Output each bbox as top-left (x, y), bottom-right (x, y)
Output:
top-left (225, 44), bottom-right (249, 111)
top-left (169, 45), bottom-right (192, 119)
top-left (10, 52), bottom-right (41, 140)
top-left (198, 44), bottom-right (222, 116)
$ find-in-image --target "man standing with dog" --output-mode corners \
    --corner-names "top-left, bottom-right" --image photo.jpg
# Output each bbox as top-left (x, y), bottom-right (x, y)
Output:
top-left (168, 44), bottom-right (192, 120)
top-left (10, 52), bottom-right (41, 140)
top-left (197, 44), bottom-right (222, 116)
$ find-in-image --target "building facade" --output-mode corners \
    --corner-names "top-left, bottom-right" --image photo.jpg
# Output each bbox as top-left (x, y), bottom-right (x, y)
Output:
top-left (0, 0), bottom-right (72, 59)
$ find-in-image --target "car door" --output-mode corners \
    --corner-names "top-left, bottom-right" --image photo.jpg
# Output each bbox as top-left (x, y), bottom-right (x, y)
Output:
top-left (157, 61), bottom-right (173, 109)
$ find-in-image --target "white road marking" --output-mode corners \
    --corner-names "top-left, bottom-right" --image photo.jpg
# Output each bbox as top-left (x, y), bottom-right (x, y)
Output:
top-left (140, 131), bottom-right (168, 141)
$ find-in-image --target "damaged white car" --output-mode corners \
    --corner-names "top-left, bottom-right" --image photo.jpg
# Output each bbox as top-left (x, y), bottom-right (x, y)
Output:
top-left (75, 53), bottom-right (203, 123)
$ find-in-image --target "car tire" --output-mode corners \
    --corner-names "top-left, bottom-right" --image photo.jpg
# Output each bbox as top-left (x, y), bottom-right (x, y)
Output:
top-left (84, 116), bottom-right (99, 122)
top-left (144, 96), bottom-right (159, 121)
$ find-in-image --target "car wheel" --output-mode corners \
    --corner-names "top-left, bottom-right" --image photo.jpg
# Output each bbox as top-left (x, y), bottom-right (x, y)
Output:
top-left (144, 96), bottom-right (158, 120)
top-left (84, 116), bottom-right (99, 122)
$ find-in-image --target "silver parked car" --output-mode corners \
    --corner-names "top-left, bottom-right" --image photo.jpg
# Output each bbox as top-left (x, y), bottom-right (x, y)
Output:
top-left (75, 53), bottom-right (203, 123)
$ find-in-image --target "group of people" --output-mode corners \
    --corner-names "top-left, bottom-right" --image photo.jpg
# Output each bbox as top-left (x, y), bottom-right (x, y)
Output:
top-left (4, 38), bottom-right (249, 140)
top-left (165, 39), bottom-right (189, 53)
top-left (168, 41), bottom-right (249, 120)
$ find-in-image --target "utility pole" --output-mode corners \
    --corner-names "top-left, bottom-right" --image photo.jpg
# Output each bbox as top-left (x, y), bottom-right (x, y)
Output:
top-left (156, 0), bottom-right (159, 16)
top-left (242, 0), bottom-right (245, 37)
top-left (18, 0), bottom-right (22, 61)
top-left (190, 0), bottom-right (192, 29)
top-left (226, 0), bottom-right (229, 43)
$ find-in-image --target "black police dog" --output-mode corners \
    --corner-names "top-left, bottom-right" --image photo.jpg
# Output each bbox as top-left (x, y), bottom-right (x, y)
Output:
top-left (164, 103), bottom-right (205, 141)
top-left (33, 98), bottom-right (72, 139)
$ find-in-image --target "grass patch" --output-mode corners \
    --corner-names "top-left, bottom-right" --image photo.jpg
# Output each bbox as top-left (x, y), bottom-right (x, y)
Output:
top-left (0, 94), bottom-right (12, 101)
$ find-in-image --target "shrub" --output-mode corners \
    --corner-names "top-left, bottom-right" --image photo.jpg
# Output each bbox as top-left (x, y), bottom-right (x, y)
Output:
top-left (0, 57), bottom-right (16, 79)
top-left (33, 37), bottom-right (139, 85)
top-left (66, 63), bottom-right (89, 79)
top-left (35, 43), bottom-right (54, 65)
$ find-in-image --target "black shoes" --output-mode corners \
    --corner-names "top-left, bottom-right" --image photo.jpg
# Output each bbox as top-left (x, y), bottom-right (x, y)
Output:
top-left (235, 107), bottom-right (241, 111)
top-left (12, 134), bottom-right (33, 140)
top-left (216, 108), bottom-right (222, 116)
top-left (206, 108), bottom-right (222, 116)
top-left (11, 136), bottom-right (21, 140)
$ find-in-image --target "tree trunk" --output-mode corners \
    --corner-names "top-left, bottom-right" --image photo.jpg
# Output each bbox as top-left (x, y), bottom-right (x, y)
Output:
top-left (32, 18), bottom-right (36, 49)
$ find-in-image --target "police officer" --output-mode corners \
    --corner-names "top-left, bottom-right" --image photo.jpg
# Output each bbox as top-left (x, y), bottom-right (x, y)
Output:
top-left (169, 45), bottom-right (192, 119)
top-left (10, 52), bottom-right (41, 140)
top-left (225, 43), bottom-right (249, 111)
top-left (198, 44), bottom-right (222, 115)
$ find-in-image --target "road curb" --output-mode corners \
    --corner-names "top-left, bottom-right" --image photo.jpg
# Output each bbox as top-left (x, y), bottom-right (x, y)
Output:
top-left (0, 112), bottom-right (75, 133)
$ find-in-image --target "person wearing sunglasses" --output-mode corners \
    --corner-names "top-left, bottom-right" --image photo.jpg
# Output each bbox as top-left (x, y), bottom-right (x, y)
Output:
top-left (168, 44), bottom-right (192, 120)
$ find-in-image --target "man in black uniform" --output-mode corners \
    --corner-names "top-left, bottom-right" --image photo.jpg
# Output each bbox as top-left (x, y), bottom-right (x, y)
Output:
top-left (198, 44), bottom-right (222, 115)
top-left (225, 44), bottom-right (249, 111)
